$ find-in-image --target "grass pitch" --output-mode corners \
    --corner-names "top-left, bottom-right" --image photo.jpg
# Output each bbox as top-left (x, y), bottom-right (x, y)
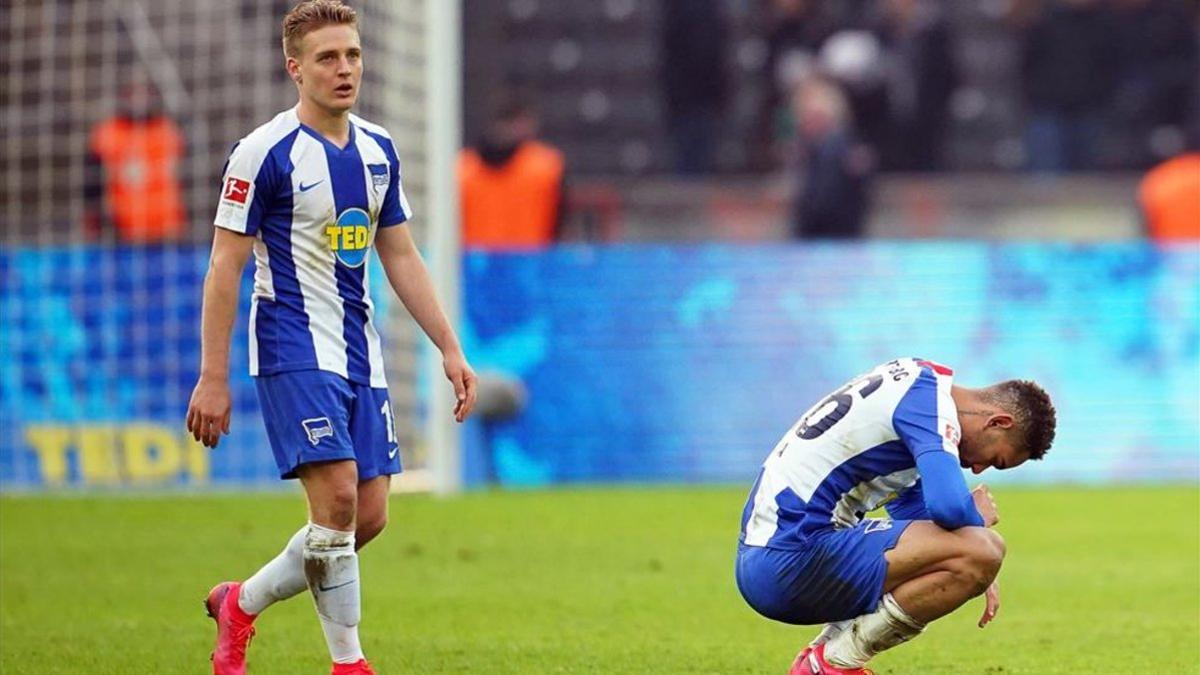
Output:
top-left (1, 486), bottom-right (1197, 673)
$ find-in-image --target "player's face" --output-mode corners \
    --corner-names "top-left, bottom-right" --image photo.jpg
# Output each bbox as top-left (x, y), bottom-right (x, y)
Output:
top-left (291, 25), bottom-right (362, 114)
top-left (960, 437), bottom-right (1030, 475)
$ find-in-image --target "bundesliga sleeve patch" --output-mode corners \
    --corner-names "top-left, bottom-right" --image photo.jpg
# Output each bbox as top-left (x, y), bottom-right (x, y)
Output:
top-left (222, 176), bottom-right (252, 205)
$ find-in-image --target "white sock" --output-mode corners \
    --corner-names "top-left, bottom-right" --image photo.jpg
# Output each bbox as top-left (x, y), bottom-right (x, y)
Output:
top-left (809, 619), bottom-right (853, 647)
top-left (238, 524), bottom-right (310, 616)
top-left (304, 523), bottom-right (364, 664)
top-left (824, 593), bottom-right (925, 668)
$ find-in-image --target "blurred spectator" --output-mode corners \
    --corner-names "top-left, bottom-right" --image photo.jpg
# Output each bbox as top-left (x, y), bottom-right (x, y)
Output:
top-left (85, 76), bottom-right (185, 242)
top-left (1017, 0), bottom-right (1116, 172)
top-left (459, 95), bottom-right (565, 250)
top-left (1110, 0), bottom-right (1199, 167)
top-left (1139, 152), bottom-right (1200, 241)
top-left (764, 0), bottom-right (834, 156)
top-left (874, 0), bottom-right (958, 172)
top-left (818, 29), bottom-right (890, 166)
top-left (661, 0), bottom-right (729, 175)
top-left (789, 77), bottom-right (874, 239)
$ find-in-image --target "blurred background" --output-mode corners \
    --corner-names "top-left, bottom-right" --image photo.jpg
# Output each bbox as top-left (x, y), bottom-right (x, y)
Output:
top-left (1, 0), bottom-right (1197, 492)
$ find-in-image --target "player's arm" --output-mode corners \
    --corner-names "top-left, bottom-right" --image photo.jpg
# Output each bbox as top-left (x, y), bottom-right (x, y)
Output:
top-left (186, 227), bottom-right (255, 448)
top-left (373, 224), bottom-right (477, 422)
top-left (893, 367), bottom-right (986, 530)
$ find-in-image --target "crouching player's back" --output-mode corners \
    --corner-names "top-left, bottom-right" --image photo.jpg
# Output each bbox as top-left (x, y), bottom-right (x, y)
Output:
top-left (736, 358), bottom-right (1056, 674)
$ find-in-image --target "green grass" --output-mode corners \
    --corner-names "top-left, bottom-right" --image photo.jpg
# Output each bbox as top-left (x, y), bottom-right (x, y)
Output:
top-left (1, 486), bottom-right (1197, 673)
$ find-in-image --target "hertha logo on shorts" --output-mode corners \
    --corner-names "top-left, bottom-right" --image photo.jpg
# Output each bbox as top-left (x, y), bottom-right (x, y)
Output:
top-left (301, 417), bottom-right (335, 445)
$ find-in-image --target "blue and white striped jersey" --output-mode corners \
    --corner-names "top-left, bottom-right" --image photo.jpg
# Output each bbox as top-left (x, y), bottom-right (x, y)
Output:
top-left (214, 107), bottom-right (411, 387)
top-left (740, 358), bottom-right (972, 550)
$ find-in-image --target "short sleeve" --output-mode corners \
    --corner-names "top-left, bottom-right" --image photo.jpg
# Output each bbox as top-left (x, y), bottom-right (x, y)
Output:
top-left (377, 140), bottom-right (412, 228)
top-left (892, 366), bottom-right (961, 460)
top-left (214, 141), bottom-right (274, 236)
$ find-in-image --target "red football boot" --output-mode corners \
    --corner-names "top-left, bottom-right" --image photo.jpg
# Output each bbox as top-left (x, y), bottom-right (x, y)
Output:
top-left (332, 659), bottom-right (376, 674)
top-left (789, 644), bottom-right (874, 675)
top-left (788, 647), bottom-right (813, 674)
top-left (205, 581), bottom-right (257, 675)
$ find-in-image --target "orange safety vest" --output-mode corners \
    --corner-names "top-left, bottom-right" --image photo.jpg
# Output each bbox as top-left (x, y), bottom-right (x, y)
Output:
top-left (459, 141), bottom-right (564, 250)
top-left (89, 116), bottom-right (186, 242)
top-left (1139, 153), bottom-right (1200, 241)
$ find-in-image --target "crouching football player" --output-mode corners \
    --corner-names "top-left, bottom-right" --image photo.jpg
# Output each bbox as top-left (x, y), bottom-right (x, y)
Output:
top-left (736, 358), bottom-right (1055, 674)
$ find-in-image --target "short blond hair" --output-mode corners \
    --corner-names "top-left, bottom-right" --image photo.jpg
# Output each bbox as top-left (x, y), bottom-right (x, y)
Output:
top-left (282, 0), bottom-right (358, 58)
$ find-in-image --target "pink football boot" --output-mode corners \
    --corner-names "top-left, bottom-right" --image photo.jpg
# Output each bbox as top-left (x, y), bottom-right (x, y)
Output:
top-left (205, 581), bottom-right (257, 675)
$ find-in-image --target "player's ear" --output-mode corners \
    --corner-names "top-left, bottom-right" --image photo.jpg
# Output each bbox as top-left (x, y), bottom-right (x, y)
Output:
top-left (986, 413), bottom-right (1014, 431)
top-left (286, 57), bottom-right (301, 84)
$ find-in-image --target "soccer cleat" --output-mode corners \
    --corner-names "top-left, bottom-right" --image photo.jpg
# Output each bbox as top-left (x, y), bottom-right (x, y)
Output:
top-left (787, 647), bottom-right (813, 675)
top-left (331, 659), bottom-right (376, 674)
top-left (788, 643), bottom-right (874, 675)
top-left (205, 581), bottom-right (257, 675)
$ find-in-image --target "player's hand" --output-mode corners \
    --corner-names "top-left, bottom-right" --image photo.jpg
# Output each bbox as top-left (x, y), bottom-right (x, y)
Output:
top-left (972, 484), bottom-right (1000, 527)
top-left (186, 376), bottom-right (232, 448)
top-left (443, 350), bottom-right (477, 423)
top-left (978, 581), bottom-right (1000, 628)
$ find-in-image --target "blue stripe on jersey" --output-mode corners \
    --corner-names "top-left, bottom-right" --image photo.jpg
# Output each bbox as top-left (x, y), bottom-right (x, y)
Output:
top-left (356, 127), bottom-right (407, 226)
top-left (892, 366), bottom-right (943, 456)
top-left (255, 129), bottom-right (313, 373)
top-left (779, 440), bottom-right (915, 545)
top-left (322, 127), bottom-right (373, 384)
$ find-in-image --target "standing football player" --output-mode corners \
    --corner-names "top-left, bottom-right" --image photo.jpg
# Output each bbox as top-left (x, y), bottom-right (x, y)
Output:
top-left (736, 358), bottom-right (1056, 674)
top-left (186, 2), bottom-right (477, 673)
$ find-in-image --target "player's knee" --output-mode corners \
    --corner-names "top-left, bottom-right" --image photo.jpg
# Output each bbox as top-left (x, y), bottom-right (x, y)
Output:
top-left (958, 528), bottom-right (1005, 593)
top-left (356, 512), bottom-right (387, 548)
top-left (316, 485), bottom-right (358, 530)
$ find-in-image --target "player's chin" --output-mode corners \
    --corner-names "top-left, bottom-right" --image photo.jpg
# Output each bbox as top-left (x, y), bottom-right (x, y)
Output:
top-left (328, 91), bottom-right (357, 109)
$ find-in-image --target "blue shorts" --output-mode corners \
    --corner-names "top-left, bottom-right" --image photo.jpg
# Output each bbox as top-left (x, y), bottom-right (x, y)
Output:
top-left (735, 519), bottom-right (914, 624)
top-left (254, 370), bottom-right (402, 481)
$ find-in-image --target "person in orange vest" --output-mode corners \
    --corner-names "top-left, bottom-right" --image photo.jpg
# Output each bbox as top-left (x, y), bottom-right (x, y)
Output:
top-left (459, 96), bottom-right (565, 250)
top-left (1139, 152), bottom-right (1200, 241)
top-left (85, 77), bottom-right (186, 243)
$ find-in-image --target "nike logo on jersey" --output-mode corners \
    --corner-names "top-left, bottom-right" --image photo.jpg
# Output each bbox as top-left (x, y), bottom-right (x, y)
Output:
top-left (388, 445), bottom-right (399, 460)
top-left (298, 180), bottom-right (324, 193)
top-left (317, 579), bottom-right (356, 592)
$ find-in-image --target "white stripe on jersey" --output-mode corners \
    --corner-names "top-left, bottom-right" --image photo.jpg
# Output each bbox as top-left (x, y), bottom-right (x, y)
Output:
top-left (830, 467), bottom-right (919, 528)
top-left (288, 131), bottom-right (350, 377)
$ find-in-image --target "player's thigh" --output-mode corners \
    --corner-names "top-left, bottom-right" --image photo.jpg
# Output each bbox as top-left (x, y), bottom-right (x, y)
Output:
top-left (297, 459), bottom-right (360, 529)
top-left (255, 370), bottom-right (357, 480)
top-left (348, 385), bottom-right (401, 481)
top-left (883, 521), bottom-right (1003, 591)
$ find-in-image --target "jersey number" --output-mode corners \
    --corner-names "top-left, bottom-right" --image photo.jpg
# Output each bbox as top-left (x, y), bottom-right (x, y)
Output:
top-left (380, 401), bottom-right (397, 444)
top-left (796, 374), bottom-right (883, 440)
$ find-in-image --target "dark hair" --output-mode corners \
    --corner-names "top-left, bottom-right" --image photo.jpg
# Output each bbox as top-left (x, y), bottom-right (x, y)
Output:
top-left (986, 380), bottom-right (1056, 460)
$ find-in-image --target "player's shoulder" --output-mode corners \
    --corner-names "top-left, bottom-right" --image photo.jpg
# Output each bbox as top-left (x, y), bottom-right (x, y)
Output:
top-left (349, 114), bottom-right (393, 142)
top-left (233, 108), bottom-right (302, 156)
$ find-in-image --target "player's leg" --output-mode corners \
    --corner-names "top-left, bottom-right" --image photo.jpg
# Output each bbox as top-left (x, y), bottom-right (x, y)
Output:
top-left (349, 385), bottom-right (402, 553)
top-left (355, 475), bottom-right (391, 550)
top-left (207, 372), bottom-right (359, 674)
top-left (819, 522), bottom-right (1005, 670)
top-left (297, 458), bottom-right (367, 666)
